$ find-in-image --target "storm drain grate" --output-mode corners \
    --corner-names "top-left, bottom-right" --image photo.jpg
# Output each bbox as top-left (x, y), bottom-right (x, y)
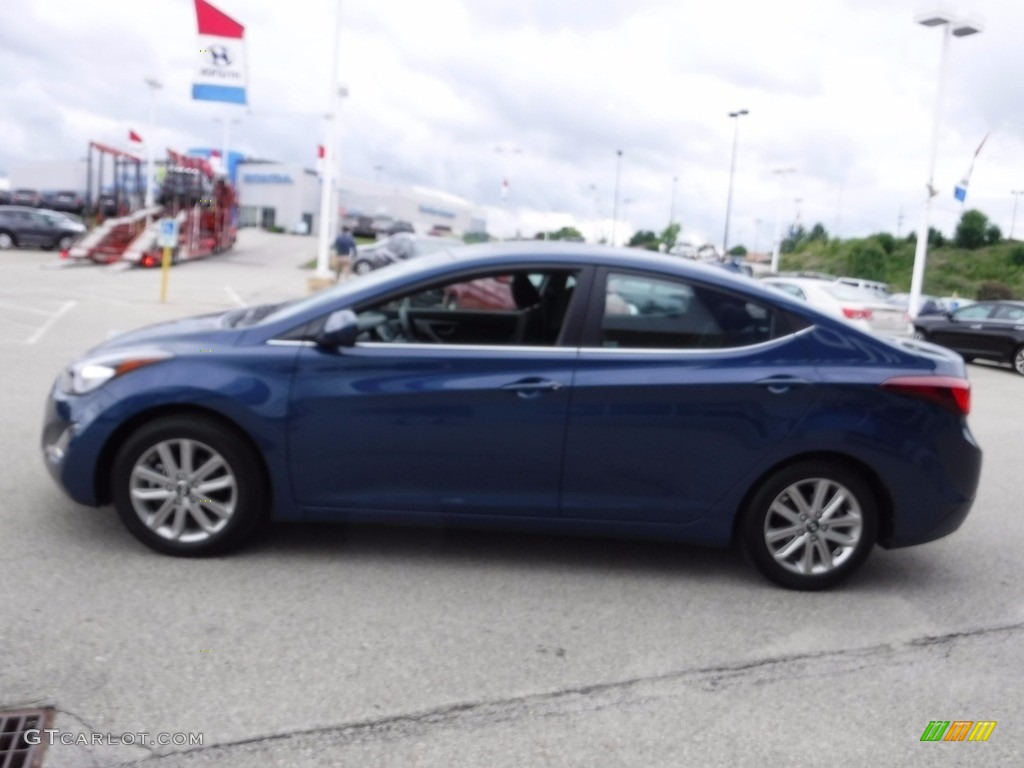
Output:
top-left (0, 709), bottom-right (53, 768)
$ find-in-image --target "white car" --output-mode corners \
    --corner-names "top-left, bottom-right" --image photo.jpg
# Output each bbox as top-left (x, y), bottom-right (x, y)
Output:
top-left (762, 277), bottom-right (908, 335)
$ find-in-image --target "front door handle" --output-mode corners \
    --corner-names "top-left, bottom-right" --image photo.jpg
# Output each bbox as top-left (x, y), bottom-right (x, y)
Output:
top-left (501, 378), bottom-right (563, 398)
top-left (969, 324), bottom-right (983, 329)
top-left (756, 375), bottom-right (812, 394)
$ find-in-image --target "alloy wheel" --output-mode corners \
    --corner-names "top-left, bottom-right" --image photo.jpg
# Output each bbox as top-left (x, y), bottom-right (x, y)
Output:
top-left (762, 477), bottom-right (864, 576)
top-left (128, 438), bottom-right (237, 544)
top-left (1015, 346), bottom-right (1024, 376)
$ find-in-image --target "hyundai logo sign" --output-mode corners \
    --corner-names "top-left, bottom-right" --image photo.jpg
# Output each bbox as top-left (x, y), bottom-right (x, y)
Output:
top-left (243, 173), bottom-right (294, 184)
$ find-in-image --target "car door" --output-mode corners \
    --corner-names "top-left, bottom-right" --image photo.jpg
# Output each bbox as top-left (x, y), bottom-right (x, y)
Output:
top-left (987, 303), bottom-right (1024, 361)
top-left (931, 303), bottom-right (995, 356)
top-left (287, 266), bottom-right (587, 518)
top-left (560, 268), bottom-right (821, 525)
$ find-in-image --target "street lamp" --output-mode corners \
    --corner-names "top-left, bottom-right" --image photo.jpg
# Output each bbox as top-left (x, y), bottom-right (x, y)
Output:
top-left (143, 77), bottom-right (162, 209)
top-left (770, 168), bottom-right (796, 273)
top-left (612, 150), bottom-right (623, 246)
top-left (722, 109), bottom-right (749, 255)
top-left (1011, 190), bottom-right (1024, 240)
top-left (908, 10), bottom-right (984, 318)
top-left (670, 175), bottom-right (679, 226)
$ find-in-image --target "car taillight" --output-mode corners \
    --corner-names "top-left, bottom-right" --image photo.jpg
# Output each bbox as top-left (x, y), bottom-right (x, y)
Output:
top-left (881, 376), bottom-right (970, 416)
top-left (842, 307), bottom-right (873, 320)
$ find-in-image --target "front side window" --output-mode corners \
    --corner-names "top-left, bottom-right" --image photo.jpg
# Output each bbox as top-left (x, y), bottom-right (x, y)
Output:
top-left (355, 269), bottom-right (579, 347)
top-left (598, 272), bottom-right (783, 350)
top-left (954, 304), bottom-right (993, 321)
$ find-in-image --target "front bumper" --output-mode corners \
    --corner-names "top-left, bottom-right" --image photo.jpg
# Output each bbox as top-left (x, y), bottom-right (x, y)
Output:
top-left (41, 381), bottom-right (116, 506)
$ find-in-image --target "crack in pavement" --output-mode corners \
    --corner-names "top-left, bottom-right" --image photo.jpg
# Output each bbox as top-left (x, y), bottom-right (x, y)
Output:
top-left (103, 620), bottom-right (1022, 765)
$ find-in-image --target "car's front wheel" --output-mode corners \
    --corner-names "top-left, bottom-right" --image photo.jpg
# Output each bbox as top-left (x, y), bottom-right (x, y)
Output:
top-left (111, 415), bottom-right (268, 556)
top-left (352, 259), bottom-right (373, 275)
top-left (1014, 345), bottom-right (1024, 376)
top-left (912, 328), bottom-right (928, 341)
top-left (0, 231), bottom-right (16, 250)
top-left (740, 461), bottom-right (878, 590)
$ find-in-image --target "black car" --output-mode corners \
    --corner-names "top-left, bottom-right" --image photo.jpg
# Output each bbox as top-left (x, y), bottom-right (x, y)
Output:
top-left (0, 206), bottom-right (86, 251)
top-left (11, 188), bottom-right (42, 207)
top-left (50, 190), bottom-right (87, 215)
top-left (0, 190), bottom-right (10, 205)
top-left (350, 215), bottom-right (377, 239)
top-left (914, 300), bottom-right (1024, 375)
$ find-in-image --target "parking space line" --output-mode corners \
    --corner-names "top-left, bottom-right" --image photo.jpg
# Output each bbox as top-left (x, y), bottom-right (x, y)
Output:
top-left (224, 286), bottom-right (246, 307)
top-left (25, 301), bottom-right (77, 345)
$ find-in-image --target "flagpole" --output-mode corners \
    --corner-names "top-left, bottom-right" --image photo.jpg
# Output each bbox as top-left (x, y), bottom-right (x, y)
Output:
top-left (314, 0), bottom-right (343, 283)
top-left (144, 77), bottom-right (162, 209)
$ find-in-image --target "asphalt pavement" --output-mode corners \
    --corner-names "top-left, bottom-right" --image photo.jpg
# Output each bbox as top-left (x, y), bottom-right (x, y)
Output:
top-left (0, 230), bottom-right (1021, 767)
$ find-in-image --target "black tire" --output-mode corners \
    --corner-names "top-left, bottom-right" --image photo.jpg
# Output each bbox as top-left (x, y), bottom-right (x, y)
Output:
top-left (0, 230), bottom-right (16, 250)
top-left (739, 460), bottom-right (878, 590)
top-left (111, 415), bottom-right (268, 556)
top-left (1013, 345), bottom-right (1024, 377)
top-left (352, 259), bottom-right (372, 275)
top-left (57, 235), bottom-right (73, 251)
top-left (912, 328), bottom-right (928, 341)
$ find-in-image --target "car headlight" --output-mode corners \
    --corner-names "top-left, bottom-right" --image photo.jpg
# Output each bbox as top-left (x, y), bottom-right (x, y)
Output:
top-left (59, 348), bottom-right (174, 395)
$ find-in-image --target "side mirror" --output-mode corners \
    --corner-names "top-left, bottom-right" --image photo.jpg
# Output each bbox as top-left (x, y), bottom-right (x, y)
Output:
top-left (945, 311), bottom-right (955, 320)
top-left (316, 309), bottom-right (359, 347)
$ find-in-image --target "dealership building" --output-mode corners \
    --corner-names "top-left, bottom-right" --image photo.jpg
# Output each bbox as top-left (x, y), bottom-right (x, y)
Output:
top-left (9, 150), bottom-right (487, 237)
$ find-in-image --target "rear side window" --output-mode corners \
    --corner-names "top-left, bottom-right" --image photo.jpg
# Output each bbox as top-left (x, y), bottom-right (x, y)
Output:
top-left (598, 272), bottom-right (792, 350)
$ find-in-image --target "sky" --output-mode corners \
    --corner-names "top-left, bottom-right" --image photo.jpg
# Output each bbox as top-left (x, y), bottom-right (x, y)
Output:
top-left (1, 0), bottom-right (1023, 246)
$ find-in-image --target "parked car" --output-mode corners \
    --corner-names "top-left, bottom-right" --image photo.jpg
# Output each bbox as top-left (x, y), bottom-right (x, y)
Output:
top-left (50, 190), bottom-right (87, 215)
top-left (0, 190), bottom-right (11, 205)
top-left (43, 243), bottom-right (980, 590)
top-left (888, 293), bottom-right (947, 317)
top-left (350, 215), bottom-right (377, 239)
top-left (0, 206), bottom-right (86, 250)
top-left (761, 277), bottom-right (907, 335)
top-left (350, 233), bottom-right (453, 275)
top-left (383, 220), bottom-right (415, 236)
top-left (428, 224), bottom-right (454, 237)
top-left (371, 215), bottom-right (395, 237)
top-left (913, 300), bottom-right (1024, 375)
top-left (11, 188), bottom-right (42, 207)
top-left (836, 276), bottom-right (891, 298)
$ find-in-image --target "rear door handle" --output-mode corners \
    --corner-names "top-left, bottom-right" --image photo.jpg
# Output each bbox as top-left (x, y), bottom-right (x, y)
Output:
top-left (756, 375), bottom-right (812, 394)
top-left (501, 378), bottom-right (563, 398)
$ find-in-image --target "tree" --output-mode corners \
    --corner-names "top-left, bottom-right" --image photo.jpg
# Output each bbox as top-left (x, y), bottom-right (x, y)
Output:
top-left (660, 222), bottom-right (681, 252)
top-left (807, 223), bottom-right (829, 243)
top-left (728, 245), bottom-right (748, 256)
top-left (780, 224), bottom-right (807, 254)
top-left (985, 223), bottom-right (1002, 245)
top-left (870, 232), bottom-right (896, 255)
top-left (534, 226), bottom-right (584, 241)
top-left (628, 230), bottom-right (661, 250)
top-left (954, 209), bottom-right (990, 250)
top-left (845, 239), bottom-right (887, 282)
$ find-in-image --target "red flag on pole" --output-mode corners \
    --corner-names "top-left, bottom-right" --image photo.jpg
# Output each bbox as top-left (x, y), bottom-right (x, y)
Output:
top-left (318, 145), bottom-right (325, 159)
top-left (129, 130), bottom-right (143, 143)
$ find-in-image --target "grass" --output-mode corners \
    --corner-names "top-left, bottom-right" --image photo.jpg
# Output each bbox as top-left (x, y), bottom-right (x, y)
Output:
top-left (779, 238), bottom-right (1024, 299)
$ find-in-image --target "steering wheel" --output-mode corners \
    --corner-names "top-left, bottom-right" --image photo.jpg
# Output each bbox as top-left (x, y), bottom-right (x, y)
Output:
top-left (398, 298), bottom-right (417, 341)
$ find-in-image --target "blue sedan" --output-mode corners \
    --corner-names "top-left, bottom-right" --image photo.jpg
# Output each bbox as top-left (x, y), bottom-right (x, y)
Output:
top-left (42, 243), bottom-right (982, 589)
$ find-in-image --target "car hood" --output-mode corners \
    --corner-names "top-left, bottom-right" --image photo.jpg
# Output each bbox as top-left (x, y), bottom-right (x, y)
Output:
top-left (87, 311), bottom-right (238, 354)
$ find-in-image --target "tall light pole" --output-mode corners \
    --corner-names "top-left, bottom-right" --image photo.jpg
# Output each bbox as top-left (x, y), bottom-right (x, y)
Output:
top-left (722, 109), bottom-right (749, 255)
top-left (143, 77), bottom-right (162, 209)
top-left (314, 0), bottom-right (344, 283)
top-left (770, 168), bottom-right (796, 273)
top-left (611, 150), bottom-right (623, 246)
top-left (374, 164), bottom-right (383, 183)
top-left (908, 11), bottom-right (983, 319)
top-left (669, 174), bottom-right (679, 226)
top-left (753, 218), bottom-right (762, 254)
top-left (1011, 190), bottom-right (1024, 240)
top-left (589, 183), bottom-right (598, 243)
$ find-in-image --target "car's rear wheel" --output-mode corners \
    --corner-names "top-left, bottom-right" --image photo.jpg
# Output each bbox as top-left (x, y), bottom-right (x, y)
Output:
top-left (352, 259), bottom-right (372, 275)
top-left (111, 415), bottom-right (268, 556)
top-left (57, 235), bottom-right (73, 251)
top-left (912, 328), bottom-right (928, 341)
top-left (740, 461), bottom-right (878, 590)
top-left (1014, 345), bottom-right (1024, 376)
top-left (0, 231), bottom-right (15, 250)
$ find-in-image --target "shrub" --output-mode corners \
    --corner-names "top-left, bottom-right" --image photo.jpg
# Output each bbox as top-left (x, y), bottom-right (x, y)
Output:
top-left (954, 209), bottom-right (990, 250)
top-left (976, 281), bottom-right (1015, 300)
top-left (1008, 244), bottom-right (1024, 268)
top-left (844, 239), bottom-right (887, 282)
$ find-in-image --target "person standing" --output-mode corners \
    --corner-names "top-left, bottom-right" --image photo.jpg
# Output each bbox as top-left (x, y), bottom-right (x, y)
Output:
top-left (332, 227), bottom-right (357, 280)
